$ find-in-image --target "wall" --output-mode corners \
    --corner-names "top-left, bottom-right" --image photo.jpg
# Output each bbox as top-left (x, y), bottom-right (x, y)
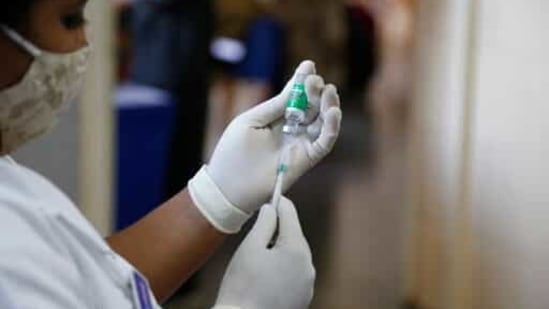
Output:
top-left (471, 1), bottom-right (549, 308)
top-left (406, 0), bottom-right (548, 308)
top-left (405, 0), bottom-right (475, 308)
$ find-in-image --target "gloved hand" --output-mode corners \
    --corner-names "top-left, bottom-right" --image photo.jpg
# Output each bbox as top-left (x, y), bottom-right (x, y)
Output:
top-left (188, 60), bottom-right (342, 233)
top-left (213, 198), bottom-right (315, 309)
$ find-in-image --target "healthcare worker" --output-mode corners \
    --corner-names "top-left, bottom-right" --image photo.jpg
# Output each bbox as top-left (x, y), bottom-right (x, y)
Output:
top-left (0, 1), bottom-right (342, 308)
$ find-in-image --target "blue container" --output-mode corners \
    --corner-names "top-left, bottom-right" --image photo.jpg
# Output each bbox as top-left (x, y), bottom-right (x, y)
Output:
top-left (115, 84), bottom-right (176, 230)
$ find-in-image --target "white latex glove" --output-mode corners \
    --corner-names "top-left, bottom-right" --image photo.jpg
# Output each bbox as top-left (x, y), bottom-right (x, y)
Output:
top-left (188, 60), bottom-right (342, 233)
top-left (213, 198), bottom-right (315, 309)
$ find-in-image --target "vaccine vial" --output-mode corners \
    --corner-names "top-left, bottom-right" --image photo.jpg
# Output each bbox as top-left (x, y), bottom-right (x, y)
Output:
top-left (283, 74), bottom-right (308, 135)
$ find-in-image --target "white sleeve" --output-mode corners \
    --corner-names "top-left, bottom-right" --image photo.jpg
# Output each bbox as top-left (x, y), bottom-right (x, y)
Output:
top-left (0, 283), bottom-right (16, 309)
top-left (0, 205), bottom-right (86, 309)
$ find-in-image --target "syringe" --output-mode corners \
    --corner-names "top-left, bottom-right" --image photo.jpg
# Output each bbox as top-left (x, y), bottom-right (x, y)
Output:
top-left (270, 73), bottom-right (308, 212)
top-left (270, 138), bottom-right (293, 212)
top-left (268, 74), bottom-right (308, 248)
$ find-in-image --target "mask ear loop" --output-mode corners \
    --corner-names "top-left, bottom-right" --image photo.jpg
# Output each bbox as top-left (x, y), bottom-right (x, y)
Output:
top-left (0, 25), bottom-right (42, 58)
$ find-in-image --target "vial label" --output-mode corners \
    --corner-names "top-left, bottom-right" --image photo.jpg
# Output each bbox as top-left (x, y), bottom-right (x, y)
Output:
top-left (287, 84), bottom-right (308, 112)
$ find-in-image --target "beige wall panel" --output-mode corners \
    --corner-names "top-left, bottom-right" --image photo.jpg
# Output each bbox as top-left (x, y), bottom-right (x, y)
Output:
top-left (79, 1), bottom-right (116, 235)
top-left (406, 0), bottom-right (475, 308)
top-left (471, 1), bottom-right (549, 308)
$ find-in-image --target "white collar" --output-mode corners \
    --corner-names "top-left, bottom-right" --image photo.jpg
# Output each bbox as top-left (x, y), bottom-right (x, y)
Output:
top-left (0, 156), bottom-right (17, 165)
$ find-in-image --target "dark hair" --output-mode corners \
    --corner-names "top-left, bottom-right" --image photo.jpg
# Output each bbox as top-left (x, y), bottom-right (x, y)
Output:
top-left (0, 1), bottom-right (35, 27)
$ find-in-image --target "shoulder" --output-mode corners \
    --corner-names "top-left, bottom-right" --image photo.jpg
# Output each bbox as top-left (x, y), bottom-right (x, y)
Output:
top-left (0, 156), bottom-right (91, 267)
top-left (0, 158), bottom-right (87, 307)
top-left (0, 158), bottom-right (68, 250)
top-left (0, 159), bottom-right (143, 308)
top-left (0, 157), bottom-right (79, 217)
top-left (0, 200), bottom-right (87, 308)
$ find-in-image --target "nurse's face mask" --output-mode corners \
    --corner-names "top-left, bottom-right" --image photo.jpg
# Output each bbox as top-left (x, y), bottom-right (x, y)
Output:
top-left (0, 25), bottom-right (91, 154)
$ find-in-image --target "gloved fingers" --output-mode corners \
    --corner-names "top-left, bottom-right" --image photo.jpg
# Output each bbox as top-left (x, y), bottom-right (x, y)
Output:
top-left (281, 60), bottom-right (317, 96)
top-left (276, 197), bottom-right (310, 252)
top-left (307, 118), bottom-right (322, 141)
top-left (307, 84), bottom-right (340, 141)
top-left (306, 85), bottom-right (341, 163)
top-left (307, 106), bottom-right (342, 165)
top-left (320, 84), bottom-right (341, 114)
top-left (240, 60), bottom-right (316, 127)
top-left (248, 204), bottom-right (278, 246)
top-left (303, 75), bottom-right (325, 125)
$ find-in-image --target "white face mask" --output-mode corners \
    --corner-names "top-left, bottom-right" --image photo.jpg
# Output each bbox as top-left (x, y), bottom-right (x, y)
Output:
top-left (0, 25), bottom-right (91, 154)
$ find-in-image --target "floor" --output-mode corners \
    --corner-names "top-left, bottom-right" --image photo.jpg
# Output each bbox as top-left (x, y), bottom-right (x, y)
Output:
top-left (166, 102), bottom-right (409, 309)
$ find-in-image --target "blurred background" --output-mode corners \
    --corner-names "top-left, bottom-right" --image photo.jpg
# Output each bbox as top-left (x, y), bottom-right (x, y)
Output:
top-left (11, 0), bottom-right (549, 308)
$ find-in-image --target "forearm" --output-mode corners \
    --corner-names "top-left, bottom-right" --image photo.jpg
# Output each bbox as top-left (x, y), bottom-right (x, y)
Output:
top-left (106, 188), bottom-right (226, 303)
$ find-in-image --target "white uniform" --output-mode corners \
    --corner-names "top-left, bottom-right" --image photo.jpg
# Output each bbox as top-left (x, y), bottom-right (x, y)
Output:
top-left (0, 157), bottom-right (162, 309)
